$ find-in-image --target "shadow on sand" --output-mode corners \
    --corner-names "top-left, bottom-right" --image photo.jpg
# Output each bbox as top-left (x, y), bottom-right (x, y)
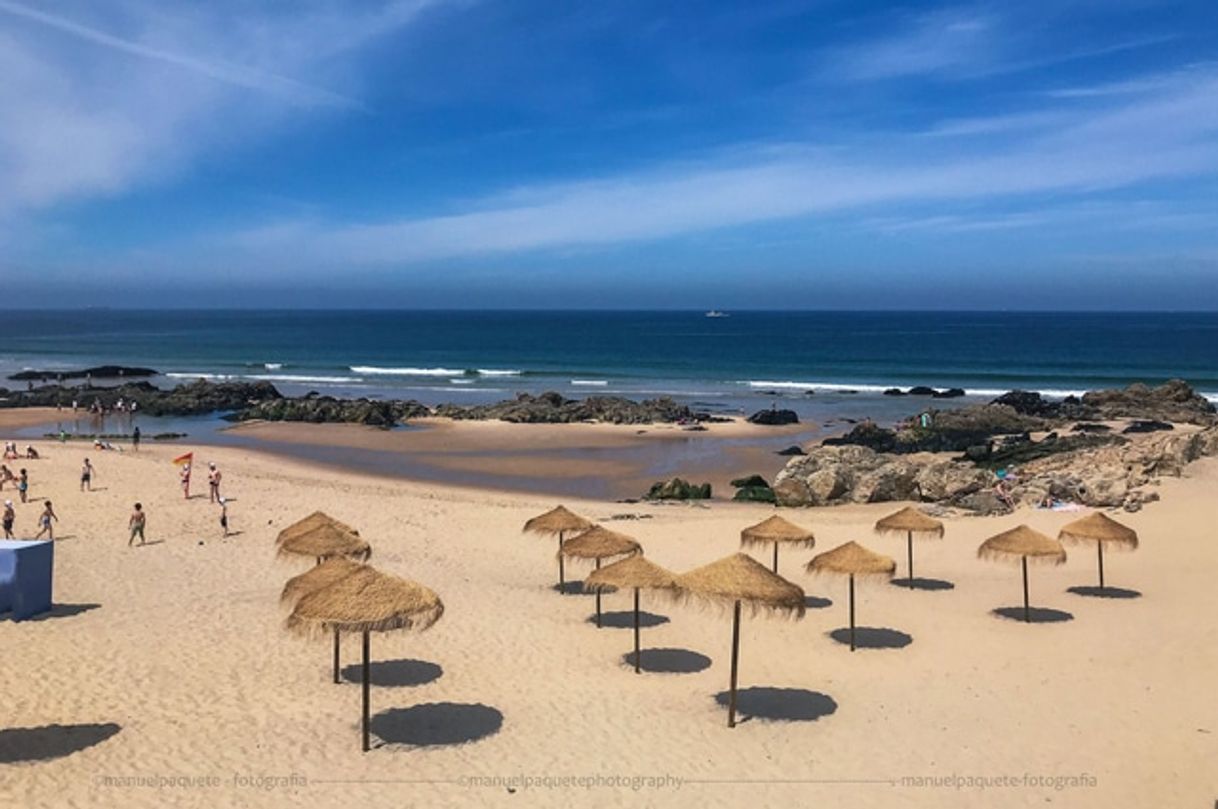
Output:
top-left (804, 595), bottom-right (833, 609)
top-left (552, 581), bottom-right (593, 596)
top-left (828, 627), bottom-right (913, 649)
top-left (341, 659), bottom-right (443, 688)
top-left (1067, 585), bottom-right (1142, 600)
top-left (370, 703), bottom-right (503, 748)
top-left (586, 610), bottom-right (670, 629)
top-left (623, 648), bottom-right (711, 674)
top-left (713, 687), bottom-right (837, 723)
top-left (890, 577), bottom-right (955, 592)
top-left (3, 603), bottom-right (100, 622)
top-left (0, 723), bottom-right (121, 763)
top-left (992, 606), bottom-right (1074, 623)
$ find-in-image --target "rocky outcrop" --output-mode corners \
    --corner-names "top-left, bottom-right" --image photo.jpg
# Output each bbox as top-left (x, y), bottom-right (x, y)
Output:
top-left (646, 478), bottom-right (712, 500)
top-left (435, 392), bottom-right (695, 425)
top-left (0, 379), bottom-right (281, 416)
top-left (230, 396), bottom-right (431, 427)
top-left (8, 365), bottom-right (158, 381)
top-left (825, 405), bottom-right (1048, 456)
top-left (747, 408), bottom-right (799, 426)
top-left (992, 380), bottom-right (1215, 425)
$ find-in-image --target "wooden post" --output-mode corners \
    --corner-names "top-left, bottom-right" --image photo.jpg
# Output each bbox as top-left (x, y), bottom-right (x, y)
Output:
top-left (633, 588), bottom-right (641, 674)
top-left (558, 531), bottom-right (565, 594)
top-left (595, 558), bottom-right (603, 628)
top-left (772, 543), bottom-right (779, 574)
top-left (849, 574), bottom-right (856, 651)
top-left (361, 630), bottom-right (371, 752)
top-left (332, 628), bottom-right (341, 684)
top-left (728, 600), bottom-right (741, 728)
top-left (907, 530), bottom-right (914, 588)
top-left (1097, 543), bottom-right (1105, 589)
top-left (1022, 556), bottom-right (1030, 623)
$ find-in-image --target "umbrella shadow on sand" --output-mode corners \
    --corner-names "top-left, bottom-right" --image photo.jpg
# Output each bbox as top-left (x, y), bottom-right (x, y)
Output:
top-left (889, 577), bottom-right (955, 591)
top-left (1067, 585), bottom-right (1141, 599)
top-left (552, 581), bottom-right (594, 596)
top-left (713, 688), bottom-right (837, 723)
top-left (3, 603), bottom-right (100, 622)
top-left (586, 610), bottom-right (669, 629)
top-left (804, 594), bottom-right (833, 609)
top-left (0, 723), bottom-right (121, 763)
top-left (828, 627), bottom-right (913, 649)
top-left (341, 659), bottom-right (443, 688)
top-left (370, 703), bottom-right (503, 748)
top-left (623, 648), bottom-right (712, 674)
top-left (992, 606), bottom-right (1074, 623)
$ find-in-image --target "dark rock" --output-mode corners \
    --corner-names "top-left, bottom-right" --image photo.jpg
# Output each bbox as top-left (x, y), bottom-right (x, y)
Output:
top-left (646, 478), bottom-right (712, 500)
top-left (908, 386), bottom-right (937, 396)
top-left (732, 486), bottom-right (777, 503)
top-left (990, 390), bottom-right (1061, 418)
top-left (729, 474), bottom-right (770, 489)
top-left (823, 421), bottom-right (898, 452)
top-left (1072, 422), bottom-right (1111, 433)
top-left (8, 365), bottom-right (158, 381)
top-left (1081, 379), bottom-right (1215, 424)
top-left (747, 408), bottom-right (799, 426)
top-left (1122, 420), bottom-right (1174, 434)
top-left (932, 387), bottom-right (966, 398)
top-left (883, 388), bottom-right (907, 396)
top-left (231, 396), bottom-right (430, 427)
top-left (776, 445), bottom-right (806, 456)
top-left (437, 392), bottom-right (694, 425)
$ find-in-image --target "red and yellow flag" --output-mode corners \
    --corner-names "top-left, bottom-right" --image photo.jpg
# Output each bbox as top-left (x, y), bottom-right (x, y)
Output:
top-left (172, 451), bottom-right (193, 467)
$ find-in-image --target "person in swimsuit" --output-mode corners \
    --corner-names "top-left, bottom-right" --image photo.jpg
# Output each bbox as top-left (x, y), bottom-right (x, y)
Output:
top-left (0, 465), bottom-right (12, 490)
top-left (180, 464), bottom-right (191, 499)
top-left (208, 463), bottom-right (222, 503)
top-left (129, 503), bottom-right (146, 547)
top-left (219, 497), bottom-right (229, 537)
top-left (33, 500), bottom-right (57, 540)
top-left (81, 458), bottom-right (95, 492)
top-left (2, 500), bottom-right (14, 539)
top-left (17, 469), bottom-right (29, 503)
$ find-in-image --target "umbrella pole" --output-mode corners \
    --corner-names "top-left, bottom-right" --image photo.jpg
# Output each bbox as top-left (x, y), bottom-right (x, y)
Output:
top-left (1097, 543), bottom-right (1105, 589)
top-left (558, 531), bottom-right (565, 595)
top-left (1022, 556), bottom-right (1030, 623)
top-left (633, 587), bottom-right (641, 674)
top-left (728, 600), bottom-right (741, 728)
top-left (361, 630), bottom-right (371, 752)
top-left (333, 628), bottom-right (341, 684)
top-left (772, 543), bottom-right (779, 574)
top-left (595, 558), bottom-right (602, 628)
top-left (907, 531), bottom-right (914, 588)
top-left (849, 574), bottom-right (856, 652)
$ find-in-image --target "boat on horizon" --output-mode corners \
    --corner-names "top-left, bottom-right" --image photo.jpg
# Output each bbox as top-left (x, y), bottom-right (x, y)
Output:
top-left (704, 310), bottom-right (729, 318)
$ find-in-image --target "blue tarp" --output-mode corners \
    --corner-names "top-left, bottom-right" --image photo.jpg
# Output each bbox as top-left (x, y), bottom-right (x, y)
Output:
top-left (0, 540), bottom-right (54, 620)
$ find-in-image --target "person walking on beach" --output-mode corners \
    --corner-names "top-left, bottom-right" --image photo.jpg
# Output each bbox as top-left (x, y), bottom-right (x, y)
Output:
top-left (208, 463), bottom-right (222, 503)
top-left (80, 458), bottom-right (95, 492)
top-left (0, 465), bottom-right (13, 490)
top-left (2, 500), bottom-right (14, 539)
top-left (17, 469), bottom-right (29, 503)
top-left (219, 497), bottom-right (230, 537)
top-left (128, 503), bottom-right (146, 547)
top-left (33, 501), bottom-right (57, 540)
top-left (132, 426), bottom-right (141, 451)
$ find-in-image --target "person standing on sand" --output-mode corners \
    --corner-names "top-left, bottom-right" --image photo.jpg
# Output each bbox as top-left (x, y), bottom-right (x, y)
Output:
top-left (219, 497), bottom-right (229, 537)
top-left (208, 463), bottom-right (222, 503)
top-left (33, 501), bottom-right (57, 540)
top-left (17, 469), bottom-right (29, 503)
top-left (0, 465), bottom-right (13, 490)
top-left (3, 500), bottom-right (14, 539)
top-left (80, 458), bottom-right (95, 492)
top-left (132, 426), bottom-right (141, 451)
top-left (128, 503), bottom-right (146, 547)
top-left (180, 463), bottom-right (191, 499)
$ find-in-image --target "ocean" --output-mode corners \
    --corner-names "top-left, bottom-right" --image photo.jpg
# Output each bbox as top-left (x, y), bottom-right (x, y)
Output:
top-left (2, 311), bottom-right (1216, 419)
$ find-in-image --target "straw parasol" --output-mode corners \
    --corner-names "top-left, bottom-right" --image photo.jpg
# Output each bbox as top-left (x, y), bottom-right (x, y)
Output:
top-left (584, 555), bottom-right (677, 674)
top-left (740, 515), bottom-right (815, 574)
top-left (276, 511), bottom-right (358, 546)
top-left (523, 506), bottom-right (595, 594)
top-left (287, 566), bottom-right (443, 752)
top-left (1058, 512), bottom-right (1138, 590)
top-left (281, 558), bottom-right (366, 684)
top-left (977, 525), bottom-right (1066, 623)
top-left (560, 526), bottom-right (642, 628)
top-left (874, 506), bottom-right (944, 588)
top-left (277, 523), bottom-right (371, 564)
top-left (672, 553), bottom-right (805, 727)
top-left (806, 542), bottom-right (895, 651)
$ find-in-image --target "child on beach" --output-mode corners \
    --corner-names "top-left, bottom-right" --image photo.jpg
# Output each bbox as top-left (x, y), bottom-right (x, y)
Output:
top-left (0, 465), bottom-right (13, 490)
top-left (128, 503), bottom-right (146, 547)
top-left (81, 458), bottom-right (95, 491)
top-left (33, 501), bottom-right (57, 540)
top-left (219, 497), bottom-right (229, 537)
top-left (2, 500), bottom-right (14, 539)
top-left (17, 469), bottom-right (29, 503)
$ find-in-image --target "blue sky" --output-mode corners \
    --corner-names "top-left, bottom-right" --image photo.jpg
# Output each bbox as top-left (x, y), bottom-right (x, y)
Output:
top-left (2, 0), bottom-right (1217, 308)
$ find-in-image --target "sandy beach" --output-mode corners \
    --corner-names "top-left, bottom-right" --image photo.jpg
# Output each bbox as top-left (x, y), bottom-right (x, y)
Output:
top-left (1, 423), bottom-right (1215, 809)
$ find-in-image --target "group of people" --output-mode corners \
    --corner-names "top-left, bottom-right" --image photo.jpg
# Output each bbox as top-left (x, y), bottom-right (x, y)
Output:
top-left (0, 465), bottom-right (30, 502)
top-left (3, 442), bottom-right (38, 460)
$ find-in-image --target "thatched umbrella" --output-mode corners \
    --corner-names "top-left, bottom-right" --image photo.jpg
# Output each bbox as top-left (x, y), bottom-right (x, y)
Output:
top-left (584, 556), bottom-right (676, 674)
top-left (560, 527), bottom-right (641, 628)
top-left (281, 558), bottom-right (366, 684)
top-left (740, 515), bottom-right (815, 574)
top-left (276, 511), bottom-right (358, 545)
top-left (874, 506), bottom-right (944, 587)
top-left (978, 525), bottom-right (1067, 623)
top-left (287, 566), bottom-right (443, 752)
top-left (277, 523), bottom-right (372, 564)
top-left (805, 542), bottom-right (895, 651)
top-left (1059, 512), bottom-right (1138, 590)
top-left (523, 506), bottom-right (594, 594)
top-left (672, 553), bottom-right (805, 727)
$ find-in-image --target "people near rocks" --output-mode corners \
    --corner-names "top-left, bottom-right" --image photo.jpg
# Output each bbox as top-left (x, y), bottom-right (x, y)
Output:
top-left (32, 500), bottom-right (57, 540)
top-left (129, 503), bottom-right (147, 547)
top-left (208, 463), bottom-right (222, 503)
